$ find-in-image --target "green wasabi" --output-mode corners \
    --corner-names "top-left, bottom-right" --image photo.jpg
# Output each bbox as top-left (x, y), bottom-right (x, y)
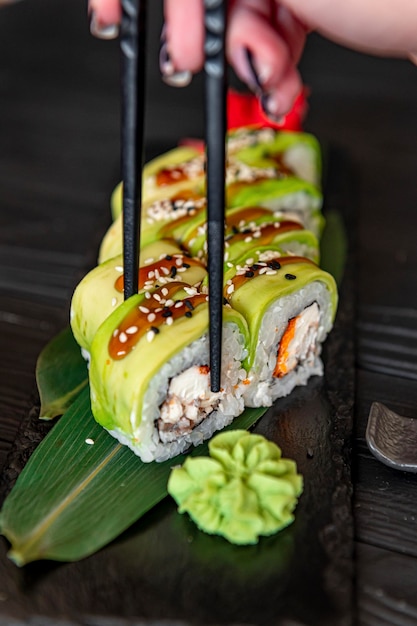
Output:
top-left (168, 429), bottom-right (303, 545)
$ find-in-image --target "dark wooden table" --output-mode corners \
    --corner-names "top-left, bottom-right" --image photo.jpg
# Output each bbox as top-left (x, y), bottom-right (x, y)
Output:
top-left (1, 1), bottom-right (417, 624)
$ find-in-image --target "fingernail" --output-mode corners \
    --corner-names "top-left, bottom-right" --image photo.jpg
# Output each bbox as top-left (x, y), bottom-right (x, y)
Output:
top-left (233, 47), bottom-right (273, 93)
top-left (159, 29), bottom-right (192, 87)
top-left (89, 10), bottom-right (119, 40)
top-left (260, 93), bottom-right (285, 124)
top-left (244, 48), bottom-right (263, 92)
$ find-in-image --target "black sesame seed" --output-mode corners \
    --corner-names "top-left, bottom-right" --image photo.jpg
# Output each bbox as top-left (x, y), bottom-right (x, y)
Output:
top-left (184, 300), bottom-right (194, 310)
top-left (183, 262), bottom-right (191, 269)
top-left (223, 297), bottom-right (228, 305)
top-left (285, 273), bottom-right (296, 280)
top-left (252, 264), bottom-right (261, 271)
top-left (269, 260), bottom-right (281, 270)
top-left (170, 266), bottom-right (177, 278)
top-left (245, 270), bottom-right (255, 278)
top-left (165, 255), bottom-right (173, 261)
top-left (162, 309), bottom-right (173, 318)
top-left (231, 225), bottom-right (239, 234)
top-left (150, 326), bottom-right (160, 334)
top-left (185, 311), bottom-right (193, 318)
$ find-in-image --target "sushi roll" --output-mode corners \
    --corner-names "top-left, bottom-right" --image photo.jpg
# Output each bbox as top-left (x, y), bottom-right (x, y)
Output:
top-left (89, 283), bottom-right (249, 462)
top-left (225, 127), bottom-right (324, 236)
top-left (223, 255), bottom-right (338, 407)
top-left (99, 186), bottom-right (206, 263)
top-left (111, 145), bottom-right (205, 220)
top-left (227, 127), bottom-right (322, 187)
top-left (181, 205), bottom-right (320, 264)
top-left (226, 178), bottom-right (324, 237)
top-left (70, 239), bottom-right (207, 353)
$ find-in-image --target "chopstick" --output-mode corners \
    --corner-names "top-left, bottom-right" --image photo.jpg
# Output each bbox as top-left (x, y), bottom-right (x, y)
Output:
top-left (120, 0), bottom-right (147, 300)
top-left (204, 0), bottom-right (227, 393)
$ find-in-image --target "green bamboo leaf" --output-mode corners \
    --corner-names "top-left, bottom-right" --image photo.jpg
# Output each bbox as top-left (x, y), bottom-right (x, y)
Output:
top-left (36, 326), bottom-right (88, 420)
top-left (320, 210), bottom-right (347, 286)
top-left (0, 387), bottom-right (267, 565)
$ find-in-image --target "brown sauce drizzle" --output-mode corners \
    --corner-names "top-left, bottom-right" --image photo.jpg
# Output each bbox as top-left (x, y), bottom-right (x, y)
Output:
top-left (225, 255), bottom-right (316, 299)
top-left (226, 207), bottom-right (272, 228)
top-left (226, 220), bottom-right (303, 245)
top-left (109, 282), bottom-right (208, 360)
top-left (114, 255), bottom-right (204, 293)
top-left (156, 167), bottom-right (191, 187)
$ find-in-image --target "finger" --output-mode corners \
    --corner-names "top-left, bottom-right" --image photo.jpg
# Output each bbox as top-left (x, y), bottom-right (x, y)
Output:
top-left (261, 63), bottom-right (303, 119)
top-left (227, 0), bottom-right (302, 94)
top-left (272, 4), bottom-right (308, 64)
top-left (89, 0), bottom-right (121, 26)
top-left (164, 0), bottom-right (205, 73)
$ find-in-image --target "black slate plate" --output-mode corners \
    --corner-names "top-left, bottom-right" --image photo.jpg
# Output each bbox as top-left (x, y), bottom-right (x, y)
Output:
top-left (0, 147), bottom-right (355, 626)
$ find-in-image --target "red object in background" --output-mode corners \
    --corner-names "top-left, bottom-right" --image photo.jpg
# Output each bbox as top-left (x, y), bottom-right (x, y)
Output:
top-left (227, 88), bottom-right (308, 131)
top-left (179, 88), bottom-right (308, 151)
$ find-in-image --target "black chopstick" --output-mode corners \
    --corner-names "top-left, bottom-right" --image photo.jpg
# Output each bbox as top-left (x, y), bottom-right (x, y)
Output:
top-left (120, 0), bottom-right (147, 300)
top-left (204, 0), bottom-right (227, 393)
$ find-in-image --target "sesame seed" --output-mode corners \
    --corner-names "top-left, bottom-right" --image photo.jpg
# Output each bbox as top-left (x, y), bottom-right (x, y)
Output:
top-left (285, 273), bottom-right (296, 280)
top-left (184, 300), bottom-right (194, 310)
top-left (115, 266), bottom-right (123, 273)
top-left (150, 326), bottom-right (160, 334)
top-left (153, 293), bottom-right (161, 301)
top-left (269, 260), bottom-right (281, 270)
top-left (227, 284), bottom-right (235, 294)
top-left (165, 299), bottom-right (174, 307)
top-left (161, 287), bottom-right (169, 296)
top-left (245, 270), bottom-right (254, 278)
top-left (147, 313), bottom-right (156, 322)
top-left (85, 438), bottom-right (95, 445)
top-left (185, 311), bottom-right (192, 318)
top-left (146, 330), bottom-right (155, 342)
top-left (119, 332), bottom-right (128, 343)
top-left (162, 309), bottom-right (173, 318)
top-left (139, 306), bottom-right (150, 314)
top-left (111, 297), bottom-right (117, 307)
top-left (126, 326), bottom-right (138, 334)
top-left (166, 316), bottom-right (174, 326)
top-left (265, 269), bottom-right (277, 275)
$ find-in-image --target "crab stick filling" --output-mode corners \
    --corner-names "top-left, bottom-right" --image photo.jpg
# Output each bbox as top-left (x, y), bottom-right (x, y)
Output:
top-left (274, 302), bottom-right (320, 378)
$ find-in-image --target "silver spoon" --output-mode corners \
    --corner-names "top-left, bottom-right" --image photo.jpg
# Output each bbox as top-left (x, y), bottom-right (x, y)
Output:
top-left (366, 402), bottom-right (417, 472)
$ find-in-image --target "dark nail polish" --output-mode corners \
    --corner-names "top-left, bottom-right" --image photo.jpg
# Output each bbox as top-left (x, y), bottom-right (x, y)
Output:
top-left (260, 93), bottom-right (285, 124)
top-left (244, 48), bottom-right (263, 92)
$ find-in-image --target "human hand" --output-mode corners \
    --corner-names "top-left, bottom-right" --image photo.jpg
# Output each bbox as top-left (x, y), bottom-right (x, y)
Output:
top-left (88, 0), bottom-right (417, 118)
